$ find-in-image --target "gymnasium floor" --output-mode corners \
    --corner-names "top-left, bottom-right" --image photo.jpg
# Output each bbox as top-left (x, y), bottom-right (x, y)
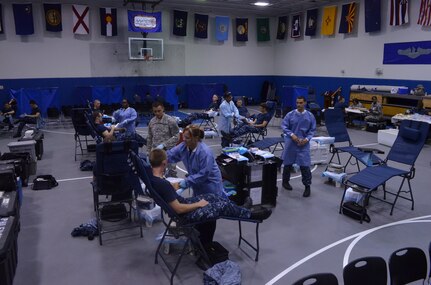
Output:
top-left (1, 107), bottom-right (430, 285)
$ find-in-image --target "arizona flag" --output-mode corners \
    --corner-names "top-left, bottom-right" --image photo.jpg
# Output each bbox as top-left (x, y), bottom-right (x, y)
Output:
top-left (0, 4), bottom-right (3, 34)
top-left (13, 3), bottom-right (34, 35)
top-left (321, 6), bottom-right (337, 36)
top-left (72, 5), bottom-right (90, 34)
top-left (100, 8), bottom-right (117, 36)
top-left (418, 0), bottom-right (431, 26)
top-left (339, 2), bottom-right (357, 34)
top-left (390, 0), bottom-right (408, 26)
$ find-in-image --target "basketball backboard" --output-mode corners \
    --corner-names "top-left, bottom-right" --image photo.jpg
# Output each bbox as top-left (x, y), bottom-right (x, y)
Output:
top-left (128, 37), bottom-right (164, 61)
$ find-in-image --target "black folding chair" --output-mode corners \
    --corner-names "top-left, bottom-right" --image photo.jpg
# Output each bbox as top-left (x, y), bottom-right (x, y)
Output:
top-left (71, 108), bottom-right (93, 161)
top-left (389, 247), bottom-right (427, 285)
top-left (292, 273), bottom-right (338, 285)
top-left (343, 256), bottom-right (387, 285)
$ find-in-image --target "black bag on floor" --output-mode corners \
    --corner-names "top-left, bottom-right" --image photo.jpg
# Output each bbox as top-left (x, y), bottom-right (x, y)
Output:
top-left (101, 204), bottom-right (128, 222)
top-left (204, 241), bottom-right (229, 266)
top-left (32, 175), bottom-right (58, 190)
top-left (342, 201), bottom-right (371, 223)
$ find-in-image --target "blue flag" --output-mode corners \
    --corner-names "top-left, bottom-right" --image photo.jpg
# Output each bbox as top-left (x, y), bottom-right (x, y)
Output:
top-left (215, 16), bottom-right (229, 41)
top-left (13, 3), bottom-right (34, 35)
top-left (305, 9), bottom-right (318, 36)
top-left (173, 10), bottom-right (187, 36)
top-left (383, 40), bottom-right (431, 64)
top-left (194, 13), bottom-right (208, 38)
top-left (128, 10), bottom-right (162, 33)
top-left (236, 18), bottom-right (248, 42)
top-left (0, 4), bottom-right (3, 34)
top-left (44, 3), bottom-right (62, 32)
top-left (365, 0), bottom-right (381, 32)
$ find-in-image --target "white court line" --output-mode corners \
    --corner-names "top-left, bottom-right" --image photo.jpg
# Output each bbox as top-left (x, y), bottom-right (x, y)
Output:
top-left (42, 130), bottom-right (75, 135)
top-left (265, 214), bottom-right (431, 285)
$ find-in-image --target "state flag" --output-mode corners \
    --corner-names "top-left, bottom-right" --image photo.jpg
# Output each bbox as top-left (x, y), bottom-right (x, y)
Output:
top-left (0, 4), bottom-right (3, 34)
top-left (365, 0), bottom-right (381, 32)
top-left (128, 11), bottom-right (162, 33)
top-left (276, 16), bottom-right (287, 40)
top-left (390, 0), bottom-right (409, 26)
top-left (194, 13), bottom-right (208, 38)
top-left (321, 6), bottom-right (337, 36)
top-left (236, 18), bottom-right (248, 42)
top-left (418, 0), bottom-right (431, 26)
top-left (100, 8), bottom-right (117, 36)
top-left (44, 3), bottom-right (62, 32)
top-left (12, 3), bottom-right (34, 35)
top-left (305, 9), bottom-right (318, 36)
top-left (173, 10), bottom-right (187, 36)
top-left (257, 18), bottom-right (270, 41)
top-left (72, 5), bottom-right (90, 34)
top-left (339, 2), bottom-right (357, 34)
top-left (291, 14), bottom-right (301, 38)
top-left (215, 16), bottom-right (229, 41)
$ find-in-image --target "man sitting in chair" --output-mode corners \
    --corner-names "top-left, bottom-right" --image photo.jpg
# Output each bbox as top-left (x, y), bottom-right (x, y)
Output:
top-left (0, 100), bottom-right (16, 130)
top-left (93, 111), bottom-right (125, 142)
top-left (13, 100), bottom-right (41, 138)
top-left (221, 103), bottom-right (270, 142)
top-left (148, 148), bottom-right (272, 223)
top-left (364, 96), bottom-right (383, 122)
top-left (177, 94), bottom-right (220, 128)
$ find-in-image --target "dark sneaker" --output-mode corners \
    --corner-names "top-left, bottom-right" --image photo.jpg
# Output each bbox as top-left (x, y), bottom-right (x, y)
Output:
top-left (282, 181), bottom-right (292, 190)
top-left (250, 207), bottom-right (272, 220)
top-left (242, 197), bottom-right (253, 209)
top-left (195, 257), bottom-right (211, 271)
top-left (303, 186), bottom-right (311, 197)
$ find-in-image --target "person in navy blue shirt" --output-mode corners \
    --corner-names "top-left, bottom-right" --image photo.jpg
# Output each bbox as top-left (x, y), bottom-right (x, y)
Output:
top-left (93, 111), bottom-right (124, 142)
top-left (13, 100), bottom-right (41, 138)
top-left (236, 98), bottom-right (249, 118)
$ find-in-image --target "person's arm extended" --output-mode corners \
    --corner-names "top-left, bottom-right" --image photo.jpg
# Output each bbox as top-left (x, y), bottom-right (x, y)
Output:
top-left (169, 199), bottom-right (208, 214)
top-left (27, 111), bottom-right (40, 118)
top-left (253, 120), bottom-right (268, 128)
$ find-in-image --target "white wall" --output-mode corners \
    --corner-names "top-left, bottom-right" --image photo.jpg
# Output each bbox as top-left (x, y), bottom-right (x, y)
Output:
top-left (0, 2), bottom-right (275, 79)
top-left (274, 0), bottom-right (431, 80)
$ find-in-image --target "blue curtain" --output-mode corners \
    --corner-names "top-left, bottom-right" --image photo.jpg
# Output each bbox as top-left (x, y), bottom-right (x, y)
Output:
top-left (76, 85), bottom-right (123, 105)
top-left (185, 83), bottom-right (224, 109)
top-left (281, 86), bottom-right (309, 109)
top-left (136, 84), bottom-right (178, 111)
top-left (10, 87), bottom-right (59, 116)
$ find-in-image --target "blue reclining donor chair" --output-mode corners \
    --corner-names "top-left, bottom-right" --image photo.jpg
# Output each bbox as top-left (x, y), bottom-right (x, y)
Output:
top-left (241, 100), bottom-right (277, 146)
top-left (341, 120), bottom-right (429, 221)
top-left (127, 150), bottom-right (264, 285)
top-left (324, 108), bottom-right (384, 173)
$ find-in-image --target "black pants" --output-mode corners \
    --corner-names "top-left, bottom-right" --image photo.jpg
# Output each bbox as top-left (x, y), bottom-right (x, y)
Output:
top-left (16, 117), bottom-right (37, 135)
top-left (195, 220), bottom-right (217, 246)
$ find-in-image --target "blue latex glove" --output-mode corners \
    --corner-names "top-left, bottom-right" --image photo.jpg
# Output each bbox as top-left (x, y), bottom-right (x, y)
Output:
top-left (179, 180), bottom-right (188, 189)
top-left (156, 144), bottom-right (164, 150)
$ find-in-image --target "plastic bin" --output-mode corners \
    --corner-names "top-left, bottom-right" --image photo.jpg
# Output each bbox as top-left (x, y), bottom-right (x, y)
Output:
top-left (0, 217), bottom-right (17, 285)
top-left (19, 131), bottom-right (44, 160)
top-left (7, 140), bottom-right (37, 162)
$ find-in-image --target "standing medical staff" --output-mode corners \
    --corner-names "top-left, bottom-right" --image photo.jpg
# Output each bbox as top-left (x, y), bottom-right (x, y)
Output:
top-left (167, 125), bottom-right (224, 245)
top-left (281, 96), bottom-right (316, 198)
top-left (219, 91), bottom-right (240, 147)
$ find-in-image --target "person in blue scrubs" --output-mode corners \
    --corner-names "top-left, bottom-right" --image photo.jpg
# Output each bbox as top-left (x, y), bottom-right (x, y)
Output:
top-left (282, 96), bottom-right (316, 198)
top-left (219, 91), bottom-right (240, 147)
top-left (112, 99), bottom-right (137, 138)
top-left (167, 125), bottom-right (224, 245)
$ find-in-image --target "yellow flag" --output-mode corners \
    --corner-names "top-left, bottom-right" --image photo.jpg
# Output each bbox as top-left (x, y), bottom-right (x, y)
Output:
top-left (321, 6), bottom-right (337, 35)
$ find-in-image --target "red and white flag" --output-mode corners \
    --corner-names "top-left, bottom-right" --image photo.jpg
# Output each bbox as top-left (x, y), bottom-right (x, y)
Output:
top-left (390, 0), bottom-right (409, 26)
top-left (418, 0), bottom-right (431, 26)
top-left (72, 5), bottom-right (89, 34)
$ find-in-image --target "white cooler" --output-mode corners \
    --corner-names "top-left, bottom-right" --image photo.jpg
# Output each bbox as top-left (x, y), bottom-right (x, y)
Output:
top-left (378, 129), bottom-right (399, 147)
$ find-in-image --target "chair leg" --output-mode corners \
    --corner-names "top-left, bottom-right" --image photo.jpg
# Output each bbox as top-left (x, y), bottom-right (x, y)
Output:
top-left (390, 177), bottom-right (408, 215)
top-left (407, 178), bottom-right (414, 211)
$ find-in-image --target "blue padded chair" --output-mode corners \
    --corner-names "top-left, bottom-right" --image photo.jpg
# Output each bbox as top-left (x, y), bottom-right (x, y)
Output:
top-left (292, 273), bottom-right (338, 285)
top-left (92, 141), bottom-right (143, 245)
top-left (389, 247), bottom-right (427, 285)
top-left (343, 256), bottom-right (387, 285)
top-left (325, 108), bottom-right (384, 173)
top-left (341, 120), bottom-right (429, 220)
top-left (127, 150), bottom-right (264, 285)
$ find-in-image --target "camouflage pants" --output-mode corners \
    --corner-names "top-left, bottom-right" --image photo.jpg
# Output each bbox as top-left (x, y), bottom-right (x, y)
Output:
top-left (182, 194), bottom-right (251, 223)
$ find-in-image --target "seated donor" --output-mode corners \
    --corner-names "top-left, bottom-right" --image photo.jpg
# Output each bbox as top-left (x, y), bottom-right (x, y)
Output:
top-left (0, 100), bottom-right (16, 130)
top-left (236, 98), bottom-right (249, 118)
top-left (93, 111), bottom-right (124, 142)
top-left (221, 102), bottom-right (270, 141)
top-left (350, 98), bottom-right (363, 109)
top-left (13, 100), bottom-right (41, 138)
top-left (148, 148), bottom-right (272, 224)
top-left (177, 94), bottom-right (220, 128)
top-left (364, 96), bottom-right (383, 122)
top-left (407, 100), bottom-right (430, 116)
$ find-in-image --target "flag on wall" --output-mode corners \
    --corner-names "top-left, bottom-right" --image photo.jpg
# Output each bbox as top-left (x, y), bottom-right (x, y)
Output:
top-left (418, 0), bottom-right (431, 26)
top-left (173, 10), bottom-right (187, 36)
top-left (305, 9), bottom-right (318, 36)
top-left (257, 18), bottom-right (270, 41)
top-left (100, 8), bottom-right (117, 36)
top-left (194, 13), bottom-right (208, 38)
top-left (215, 16), bottom-right (229, 41)
top-left (0, 4), bottom-right (3, 34)
top-left (72, 5), bottom-right (90, 34)
top-left (276, 16), bottom-right (287, 39)
top-left (339, 2), bottom-right (356, 34)
top-left (365, 0), bottom-right (381, 32)
top-left (236, 18), bottom-right (248, 42)
top-left (291, 14), bottom-right (301, 38)
top-left (13, 4), bottom-right (34, 35)
top-left (128, 11), bottom-right (162, 33)
top-left (390, 0), bottom-right (409, 26)
top-left (44, 4), bottom-right (62, 32)
top-left (321, 6), bottom-right (337, 36)
top-left (383, 40), bottom-right (431, 64)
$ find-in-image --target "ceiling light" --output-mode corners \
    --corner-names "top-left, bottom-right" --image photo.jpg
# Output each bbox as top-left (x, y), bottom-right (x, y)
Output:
top-left (253, 2), bottom-right (270, 7)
